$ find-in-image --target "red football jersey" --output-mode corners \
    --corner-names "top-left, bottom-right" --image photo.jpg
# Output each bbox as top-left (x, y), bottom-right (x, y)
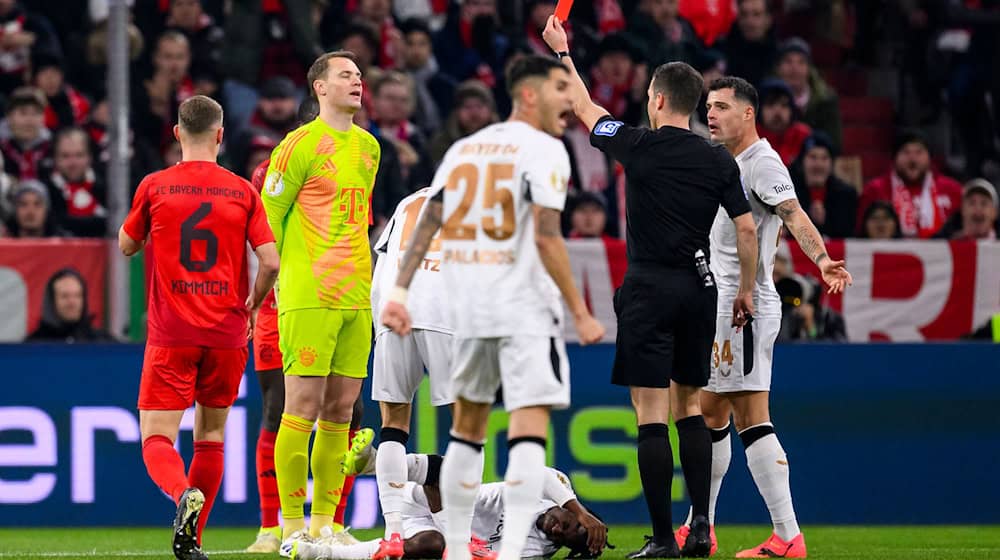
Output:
top-left (251, 158), bottom-right (278, 316)
top-left (124, 161), bottom-right (275, 348)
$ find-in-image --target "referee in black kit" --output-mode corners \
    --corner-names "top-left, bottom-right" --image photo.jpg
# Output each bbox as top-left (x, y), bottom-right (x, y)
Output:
top-left (544, 16), bottom-right (759, 559)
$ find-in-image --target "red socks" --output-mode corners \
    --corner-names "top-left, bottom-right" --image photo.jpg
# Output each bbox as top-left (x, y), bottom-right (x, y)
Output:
top-left (142, 435), bottom-right (188, 503)
top-left (334, 429), bottom-right (359, 526)
top-left (188, 440), bottom-right (224, 544)
top-left (256, 428), bottom-right (280, 528)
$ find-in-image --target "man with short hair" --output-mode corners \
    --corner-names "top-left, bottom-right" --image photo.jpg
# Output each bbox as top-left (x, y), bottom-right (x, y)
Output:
top-left (380, 54), bottom-right (606, 560)
top-left (0, 86), bottom-right (52, 180)
top-left (934, 179), bottom-right (1000, 240)
top-left (398, 17), bottom-right (456, 135)
top-left (4, 180), bottom-right (61, 237)
top-left (756, 79), bottom-right (811, 166)
top-left (370, 71), bottom-right (433, 191)
top-left (683, 76), bottom-right (852, 559)
top-left (720, 0), bottom-right (777, 88)
top-left (544, 16), bottom-right (759, 558)
top-left (119, 94), bottom-right (280, 560)
top-left (43, 127), bottom-right (107, 237)
top-left (774, 37), bottom-right (842, 150)
top-left (262, 51), bottom-right (382, 543)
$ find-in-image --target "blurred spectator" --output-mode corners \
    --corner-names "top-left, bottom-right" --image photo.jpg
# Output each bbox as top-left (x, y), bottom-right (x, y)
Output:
top-left (775, 37), bottom-right (842, 150)
top-left (757, 78), bottom-right (811, 166)
top-left (133, 31), bottom-right (193, 152)
top-left (221, 0), bottom-right (323, 136)
top-left (562, 111), bottom-right (613, 195)
top-left (934, 178), bottom-right (1000, 240)
top-left (859, 130), bottom-right (962, 238)
top-left (243, 136), bottom-right (277, 180)
top-left (41, 127), bottom-right (106, 237)
top-left (774, 246), bottom-right (846, 341)
top-left (0, 0), bottom-right (61, 95)
top-left (428, 80), bottom-right (497, 165)
top-left (398, 18), bottom-right (456, 136)
top-left (433, 0), bottom-right (510, 104)
top-left (720, 0), bottom-right (778, 88)
top-left (338, 23), bottom-right (381, 75)
top-left (165, 0), bottom-right (225, 96)
top-left (567, 191), bottom-right (626, 287)
top-left (391, 0), bottom-right (448, 27)
top-left (4, 179), bottom-right (64, 237)
top-left (370, 71), bottom-right (433, 192)
top-left (858, 200), bottom-right (902, 239)
top-left (0, 86), bottom-right (51, 180)
top-left (27, 268), bottom-right (110, 342)
top-left (32, 53), bottom-right (90, 132)
top-left (627, 0), bottom-right (701, 68)
top-left (77, 15), bottom-right (145, 99)
top-left (791, 132), bottom-right (857, 239)
top-left (678, 0), bottom-right (735, 47)
top-left (691, 49), bottom-right (727, 133)
top-left (230, 76), bottom-right (299, 177)
top-left (523, 0), bottom-right (559, 56)
top-left (353, 103), bottom-right (407, 226)
top-left (0, 152), bottom-right (15, 221)
top-left (588, 33), bottom-right (647, 123)
top-left (352, 0), bottom-right (403, 68)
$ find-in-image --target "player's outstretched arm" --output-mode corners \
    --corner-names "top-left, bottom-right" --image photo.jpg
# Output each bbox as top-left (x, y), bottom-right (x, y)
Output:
top-left (117, 226), bottom-right (143, 256)
top-left (382, 198), bottom-right (443, 336)
top-left (732, 212), bottom-right (758, 327)
top-left (775, 198), bottom-right (853, 293)
top-left (542, 15), bottom-right (610, 132)
top-left (534, 205), bottom-right (605, 345)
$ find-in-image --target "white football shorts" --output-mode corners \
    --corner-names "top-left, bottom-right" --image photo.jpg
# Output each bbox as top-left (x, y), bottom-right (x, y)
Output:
top-left (450, 336), bottom-right (571, 412)
top-left (372, 329), bottom-right (454, 407)
top-left (705, 315), bottom-right (780, 393)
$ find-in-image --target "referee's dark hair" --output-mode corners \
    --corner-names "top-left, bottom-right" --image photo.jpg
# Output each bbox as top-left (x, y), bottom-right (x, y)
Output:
top-left (506, 55), bottom-right (568, 98)
top-left (178, 95), bottom-right (223, 136)
top-left (708, 76), bottom-right (760, 114)
top-left (650, 62), bottom-right (703, 116)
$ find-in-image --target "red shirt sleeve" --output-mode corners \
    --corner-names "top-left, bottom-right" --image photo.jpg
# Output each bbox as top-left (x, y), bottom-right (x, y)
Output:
top-left (247, 187), bottom-right (275, 248)
top-left (122, 177), bottom-right (152, 242)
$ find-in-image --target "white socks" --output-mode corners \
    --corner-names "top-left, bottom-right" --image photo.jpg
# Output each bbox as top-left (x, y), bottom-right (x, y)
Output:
top-left (709, 426), bottom-right (732, 526)
top-left (497, 439), bottom-right (546, 560)
top-left (376, 440), bottom-right (408, 538)
top-left (742, 424), bottom-right (800, 541)
top-left (440, 436), bottom-right (485, 560)
top-left (317, 539), bottom-right (380, 560)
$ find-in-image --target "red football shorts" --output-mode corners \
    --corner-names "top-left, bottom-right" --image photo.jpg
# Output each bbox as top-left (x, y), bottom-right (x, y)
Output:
top-left (253, 310), bottom-right (283, 371)
top-left (138, 345), bottom-right (248, 410)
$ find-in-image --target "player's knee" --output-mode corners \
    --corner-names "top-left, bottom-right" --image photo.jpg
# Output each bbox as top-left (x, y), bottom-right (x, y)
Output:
top-left (404, 531), bottom-right (445, 559)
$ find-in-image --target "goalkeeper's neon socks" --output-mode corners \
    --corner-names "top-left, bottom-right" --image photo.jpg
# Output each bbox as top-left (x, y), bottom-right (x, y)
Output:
top-left (188, 440), bottom-right (224, 544)
top-left (142, 435), bottom-right (188, 503)
top-left (309, 420), bottom-right (351, 536)
top-left (275, 413), bottom-right (314, 523)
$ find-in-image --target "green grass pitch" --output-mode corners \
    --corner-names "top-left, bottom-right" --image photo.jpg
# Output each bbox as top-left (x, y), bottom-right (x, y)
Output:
top-left (1, 526), bottom-right (999, 560)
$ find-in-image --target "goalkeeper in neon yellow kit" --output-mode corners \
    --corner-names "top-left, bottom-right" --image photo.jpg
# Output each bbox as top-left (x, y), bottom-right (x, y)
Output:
top-left (261, 50), bottom-right (380, 542)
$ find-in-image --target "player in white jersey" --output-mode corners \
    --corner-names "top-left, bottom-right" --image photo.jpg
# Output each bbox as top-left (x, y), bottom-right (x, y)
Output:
top-left (673, 77), bottom-right (852, 559)
top-left (368, 187), bottom-right (455, 555)
top-left (381, 55), bottom-right (606, 560)
top-left (286, 458), bottom-right (606, 560)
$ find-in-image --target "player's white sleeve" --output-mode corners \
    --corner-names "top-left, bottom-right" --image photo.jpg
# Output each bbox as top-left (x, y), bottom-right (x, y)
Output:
top-left (541, 468), bottom-right (577, 507)
top-left (750, 156), bottom-right (798, 208)
top-left (523, 141), bottom-right (570, 211)
top-left (374, 213), bottom-right (396, 255)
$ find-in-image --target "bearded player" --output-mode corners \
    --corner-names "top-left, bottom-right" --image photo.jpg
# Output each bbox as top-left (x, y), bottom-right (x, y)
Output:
top-left (120, 95), bottom-right (279, 560)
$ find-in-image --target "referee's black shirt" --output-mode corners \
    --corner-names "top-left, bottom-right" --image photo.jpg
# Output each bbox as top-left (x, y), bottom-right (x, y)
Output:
top-left (590, 115), bottom-right (751, 268)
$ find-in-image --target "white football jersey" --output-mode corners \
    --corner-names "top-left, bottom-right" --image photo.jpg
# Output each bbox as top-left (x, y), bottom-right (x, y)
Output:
top-left (472, 468), bottom-right (577, 558)
top-left (709, 139), bottom-right (798, 317)
top-left (430, 121), bottom-right (571, 338)
top-left (372, 188), bottom-right (451, 336)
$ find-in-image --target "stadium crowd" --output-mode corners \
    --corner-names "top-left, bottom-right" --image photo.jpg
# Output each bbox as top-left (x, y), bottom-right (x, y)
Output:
top-left (1, 0), bottom-right (999, 345)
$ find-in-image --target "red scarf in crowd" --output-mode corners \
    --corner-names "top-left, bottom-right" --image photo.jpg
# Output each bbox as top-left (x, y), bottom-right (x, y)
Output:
top-left (51, 169), bottom-right (103, 218)
top-left (891, 171), bottom-right (946, 238)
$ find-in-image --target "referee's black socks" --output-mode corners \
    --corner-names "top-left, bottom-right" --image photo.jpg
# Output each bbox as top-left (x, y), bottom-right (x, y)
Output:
top-left (676, 415), bottom-right (712, 520)
top-left (637, 423), bottom-right (674, 544)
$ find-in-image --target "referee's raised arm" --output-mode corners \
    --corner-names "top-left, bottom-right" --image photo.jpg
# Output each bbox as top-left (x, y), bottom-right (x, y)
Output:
top-left (542, 16), bottom-right (609, 131)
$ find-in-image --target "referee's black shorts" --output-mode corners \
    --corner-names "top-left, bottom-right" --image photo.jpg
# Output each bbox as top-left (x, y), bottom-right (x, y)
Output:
top-left (612, 264), bottom-right (717, 388)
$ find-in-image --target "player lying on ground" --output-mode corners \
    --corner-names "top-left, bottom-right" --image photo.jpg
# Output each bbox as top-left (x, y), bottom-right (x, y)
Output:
top-left (120, 95), bottom-right (279, 560)
top-left (369, 186), bottom-right (457, 558)
top-left (247, 98), bottom-right (366, 554)
top-left (285, 441), bottom-right (609, 560)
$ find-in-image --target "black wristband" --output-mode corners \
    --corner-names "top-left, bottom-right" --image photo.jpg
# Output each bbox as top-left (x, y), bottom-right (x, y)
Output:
top-left (555, 51), bottom-right (570, 59)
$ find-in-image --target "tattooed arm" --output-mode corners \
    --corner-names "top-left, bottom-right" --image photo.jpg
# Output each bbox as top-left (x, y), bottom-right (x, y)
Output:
top-left (534, 205), bottom-right (605, 345)
top-left (381, 199), bottom-right (443, 335)
top-left (776, 198), bottom-right (853, 293)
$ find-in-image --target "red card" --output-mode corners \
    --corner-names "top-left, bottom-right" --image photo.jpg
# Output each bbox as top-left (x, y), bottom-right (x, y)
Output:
top-left (554, 0), bottom-right (574, 21)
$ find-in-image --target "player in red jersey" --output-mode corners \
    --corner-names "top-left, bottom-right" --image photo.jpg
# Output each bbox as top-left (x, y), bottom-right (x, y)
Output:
top-left (119, 95), bottom-right (279, 560)
top-left (246, 97), bottom-right (367, 553)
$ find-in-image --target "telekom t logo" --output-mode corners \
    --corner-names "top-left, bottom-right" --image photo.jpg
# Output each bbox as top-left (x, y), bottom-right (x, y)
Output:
top-left (340, 187), bottom-right (367, 225)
